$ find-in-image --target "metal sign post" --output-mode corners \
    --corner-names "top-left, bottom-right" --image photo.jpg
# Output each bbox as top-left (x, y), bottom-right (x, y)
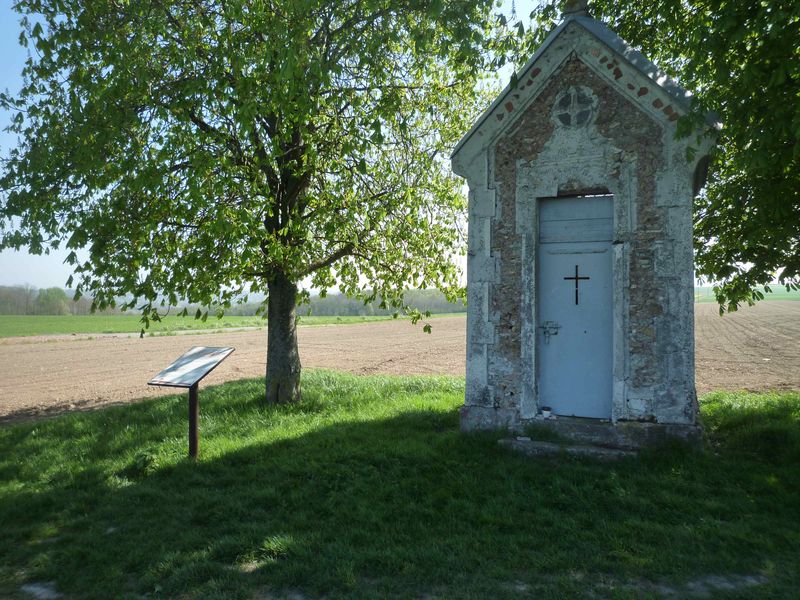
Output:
top-left (188, 383), bottom-right (199, 458)
top-left (148, 346), bottom-right (234, 459)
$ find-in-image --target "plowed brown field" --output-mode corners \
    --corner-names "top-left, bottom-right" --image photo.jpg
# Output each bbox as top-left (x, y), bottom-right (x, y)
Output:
top-left (1, 302), bottom-right (798, 423)
top-left (694, 301), bottom-right (800, 394)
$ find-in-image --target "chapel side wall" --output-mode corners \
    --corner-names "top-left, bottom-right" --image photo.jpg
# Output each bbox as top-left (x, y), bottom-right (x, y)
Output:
top-left (652, 144), bottom-right (698, 423)
top-left (468, 57), bottom-right (696, 429)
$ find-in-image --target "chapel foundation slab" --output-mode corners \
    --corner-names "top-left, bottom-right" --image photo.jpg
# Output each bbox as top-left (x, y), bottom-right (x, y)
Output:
top-left (499, 437), bottom-right (637, 460)
top-left (523, 416), bottom-right (703, 450)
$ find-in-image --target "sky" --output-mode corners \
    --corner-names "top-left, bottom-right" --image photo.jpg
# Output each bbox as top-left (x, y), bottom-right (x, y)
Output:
top-left (0, 0), bottom-right (538, 289)
top-left (0, 1), bottom-right (77, 288)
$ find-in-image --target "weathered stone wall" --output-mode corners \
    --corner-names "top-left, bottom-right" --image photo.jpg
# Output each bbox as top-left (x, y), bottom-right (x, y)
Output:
top-left (490, 55), bottom-right (673, 417)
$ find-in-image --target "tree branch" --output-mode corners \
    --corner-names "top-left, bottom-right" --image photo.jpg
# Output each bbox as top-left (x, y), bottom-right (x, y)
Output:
top-left (303, 242), bottom-right (355, 275)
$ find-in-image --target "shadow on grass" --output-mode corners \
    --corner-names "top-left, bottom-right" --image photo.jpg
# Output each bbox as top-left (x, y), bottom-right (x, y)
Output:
top-left (0, 380), bottom-right (799, 599)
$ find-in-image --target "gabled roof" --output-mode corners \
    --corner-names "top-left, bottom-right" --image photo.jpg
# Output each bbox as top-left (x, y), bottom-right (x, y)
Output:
top-left (451, 13), bottom-right (694, 159)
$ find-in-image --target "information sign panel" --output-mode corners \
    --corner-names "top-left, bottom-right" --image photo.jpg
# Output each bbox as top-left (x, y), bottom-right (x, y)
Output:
top-left (148, 346), bottom-right (234, 388)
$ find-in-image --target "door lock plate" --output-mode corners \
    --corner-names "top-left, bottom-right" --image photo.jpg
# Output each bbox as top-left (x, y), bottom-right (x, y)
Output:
top-left (539, 320), bottom-right (561, 343)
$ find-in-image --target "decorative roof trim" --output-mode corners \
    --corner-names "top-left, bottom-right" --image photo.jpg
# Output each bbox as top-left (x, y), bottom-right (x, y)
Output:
top-left (451, 15), bottom-right (693, 159)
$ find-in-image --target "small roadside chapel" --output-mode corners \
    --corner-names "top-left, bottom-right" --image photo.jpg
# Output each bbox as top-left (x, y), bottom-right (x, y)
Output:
top-left (452, 1), bottom-right (715, 448)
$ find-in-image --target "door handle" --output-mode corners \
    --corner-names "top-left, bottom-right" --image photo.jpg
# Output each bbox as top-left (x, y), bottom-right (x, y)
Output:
top-left (539, 321), bottom-right (561, 344)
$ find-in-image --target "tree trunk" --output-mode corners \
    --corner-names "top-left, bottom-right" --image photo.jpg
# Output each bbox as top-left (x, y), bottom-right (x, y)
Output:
top-left (265, 271), bottom-right (301, 404)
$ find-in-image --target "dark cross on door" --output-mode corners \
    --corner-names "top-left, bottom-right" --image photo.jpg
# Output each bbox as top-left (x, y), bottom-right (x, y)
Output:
top-left (563, 264), bottom-right (590, 305)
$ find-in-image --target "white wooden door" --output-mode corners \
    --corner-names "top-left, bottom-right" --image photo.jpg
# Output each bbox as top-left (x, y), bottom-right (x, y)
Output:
top-left (537, 196), bottom-right (613, 418)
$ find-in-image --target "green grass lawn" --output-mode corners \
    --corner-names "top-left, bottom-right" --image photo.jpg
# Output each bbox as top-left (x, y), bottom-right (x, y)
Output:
top-left (0, 314), bottom-right (452, 338)
top-left (1, 374), bottom-right (798, 599)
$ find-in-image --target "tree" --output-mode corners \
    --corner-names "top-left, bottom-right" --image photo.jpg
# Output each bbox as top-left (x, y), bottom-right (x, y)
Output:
top-left (513, 0), bottom-right (800, 310)
top-left (1, 0), bottom-right (495, 402)
top-left (35, 287), bottom-right (70, 315)
top-left (0, 285), bottom-right (37, 314)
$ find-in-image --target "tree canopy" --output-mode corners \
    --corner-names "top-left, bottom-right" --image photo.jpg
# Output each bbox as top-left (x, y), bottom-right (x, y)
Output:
top-left (514, 0), bottom-right (800, 310)
top-left (0, 0), bottom-right (496, 401)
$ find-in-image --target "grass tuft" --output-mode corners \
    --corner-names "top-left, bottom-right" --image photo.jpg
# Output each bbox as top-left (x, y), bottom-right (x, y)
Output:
top-left (701, 391), bottom-right (800, 465)
top-left (0, 375), bottom-right (798, 598)
top-left (522, 422), bottom-right (570, 444)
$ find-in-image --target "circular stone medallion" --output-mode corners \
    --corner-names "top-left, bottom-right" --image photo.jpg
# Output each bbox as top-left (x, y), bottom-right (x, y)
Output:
top-left (552, 86), bottom-right (599, 128)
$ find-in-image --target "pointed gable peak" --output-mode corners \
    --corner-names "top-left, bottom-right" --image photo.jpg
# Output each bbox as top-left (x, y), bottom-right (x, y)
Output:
top-left (451, 10), bottom-right (694, 169)
top-left (562, 0), bottom-right (590, 18)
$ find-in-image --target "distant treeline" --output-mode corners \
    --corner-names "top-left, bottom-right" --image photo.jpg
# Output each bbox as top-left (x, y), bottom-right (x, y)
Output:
top-left (0, 285), bottom-right (465, 317)
top-left (220, 289), bottom-right (465, 317)
top-left (307, 289), bottom-right (463, 316)
top-left (0, 285), bottom-right (104, 316)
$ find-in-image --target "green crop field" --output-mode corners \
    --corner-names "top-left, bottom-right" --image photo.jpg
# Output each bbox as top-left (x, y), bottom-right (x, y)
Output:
top-left (695, 286), bottom-right (800, 303)
top-left (0, 314), bottom-right (421, 338)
